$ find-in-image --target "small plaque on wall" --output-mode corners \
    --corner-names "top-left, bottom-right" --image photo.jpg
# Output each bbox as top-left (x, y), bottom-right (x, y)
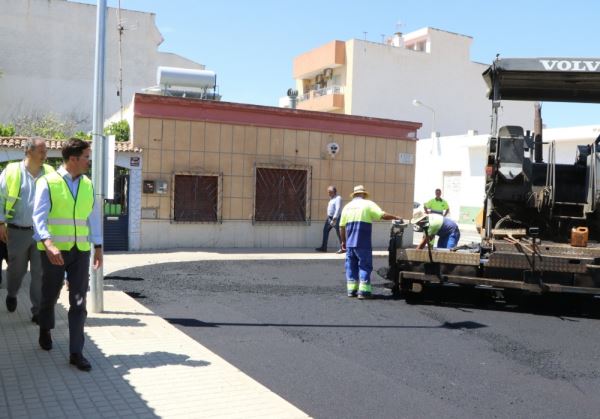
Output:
top-left (143, 180), bottom-right (155, 194)
top-left (141, 208), bottom-right (158, 219)
top-left (155, 180), bottom-right (168, 194)
top-left (398, 153), bottom-right (415, 165)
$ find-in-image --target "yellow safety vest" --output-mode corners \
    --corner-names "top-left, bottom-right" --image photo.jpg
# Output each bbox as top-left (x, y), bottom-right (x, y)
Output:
top-left (36, 171), bottom-right (94, 251)
top-left (4, 162), bottom-right (55, 220)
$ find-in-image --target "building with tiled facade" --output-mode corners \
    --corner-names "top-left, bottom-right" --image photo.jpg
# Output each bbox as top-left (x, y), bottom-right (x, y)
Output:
top-left (130, 93), bottom-right (420, 249)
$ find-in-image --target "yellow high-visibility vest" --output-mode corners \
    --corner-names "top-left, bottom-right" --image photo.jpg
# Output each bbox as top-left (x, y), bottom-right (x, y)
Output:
top-left (36, 171), bottom-right (94, 251)
top-left (4, 162), bottom-right (55, 220)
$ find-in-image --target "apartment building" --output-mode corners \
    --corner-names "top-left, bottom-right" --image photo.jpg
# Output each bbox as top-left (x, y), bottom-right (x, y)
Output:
top-left (289, 27), bottom-right (534, 138)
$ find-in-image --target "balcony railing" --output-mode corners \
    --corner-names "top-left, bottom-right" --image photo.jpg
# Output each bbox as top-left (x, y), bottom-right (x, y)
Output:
top-left (299, 85), bottom-right (344, 102)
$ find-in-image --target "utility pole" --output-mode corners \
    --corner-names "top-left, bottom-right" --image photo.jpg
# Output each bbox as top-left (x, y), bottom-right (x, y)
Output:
top-left (90, 0), bottom-right (107, 313)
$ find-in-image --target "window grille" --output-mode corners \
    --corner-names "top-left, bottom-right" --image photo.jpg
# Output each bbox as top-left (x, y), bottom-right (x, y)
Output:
top-left (255, 167), bottom-right (308, 222)
top-left (173, 174), bottom-right (219, 222)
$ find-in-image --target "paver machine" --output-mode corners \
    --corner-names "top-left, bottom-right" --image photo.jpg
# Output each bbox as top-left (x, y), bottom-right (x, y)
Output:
top-left (384, 57), bottom-right (600, 302)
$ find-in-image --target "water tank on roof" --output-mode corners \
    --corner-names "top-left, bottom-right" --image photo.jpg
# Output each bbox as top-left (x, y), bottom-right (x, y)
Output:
top-left (157, 66), bottom-right (216, 89)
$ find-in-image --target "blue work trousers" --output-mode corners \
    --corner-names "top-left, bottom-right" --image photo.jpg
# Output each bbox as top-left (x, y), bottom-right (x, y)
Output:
top-left (345, 247), bottom-right (373, 296)
top-left (437, 229), bottom-right (461, 249)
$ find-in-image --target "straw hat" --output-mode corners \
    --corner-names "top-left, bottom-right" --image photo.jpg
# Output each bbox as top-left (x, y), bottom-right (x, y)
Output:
top-left (410, 210), bottom-right (428, 225)
top-left (350, 185), bottom-right (369, 198)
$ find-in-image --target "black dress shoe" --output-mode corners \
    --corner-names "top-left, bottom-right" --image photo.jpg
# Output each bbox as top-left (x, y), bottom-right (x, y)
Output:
top-left (39, 329), bottom-right (52, 351)
top-left (6, 296), bottom-right (17, 312)
top-left (315, 247), bottom-right (327, 252)
top-left (70, 353), bottom-right (92, 371)
top-left (31, 314), bottom-right (39, 324)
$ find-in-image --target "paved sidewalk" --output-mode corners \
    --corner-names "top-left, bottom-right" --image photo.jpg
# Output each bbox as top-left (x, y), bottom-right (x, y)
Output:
top-left (0, 253), bottom-right (314, 419)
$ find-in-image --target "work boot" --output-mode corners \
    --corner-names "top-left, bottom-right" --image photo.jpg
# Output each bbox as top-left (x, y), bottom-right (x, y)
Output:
top-left (6, 296), bottom-right (17, 312)
top-left (39, 329), bottom-right (52, 351)
top-left (357, 293), bottom-right (372, 300)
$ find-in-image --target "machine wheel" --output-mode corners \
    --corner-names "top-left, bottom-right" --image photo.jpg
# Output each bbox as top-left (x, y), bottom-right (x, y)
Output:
top-left (405, 290), bottom-right (425, 305)
top-left (403, 280), bottom-right (425, 304)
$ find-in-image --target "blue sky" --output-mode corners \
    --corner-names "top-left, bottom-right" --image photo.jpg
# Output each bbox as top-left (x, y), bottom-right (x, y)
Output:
top-left (84, 0), bottom-right (600, 128)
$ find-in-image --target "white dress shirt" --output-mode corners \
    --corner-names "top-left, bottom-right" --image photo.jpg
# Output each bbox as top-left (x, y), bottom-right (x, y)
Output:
top-left (327, 195), bottom-right (342, 219)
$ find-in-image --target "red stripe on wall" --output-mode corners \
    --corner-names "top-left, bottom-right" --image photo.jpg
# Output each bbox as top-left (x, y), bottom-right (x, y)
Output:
top-left (133, 93), bottom-right (421, 140)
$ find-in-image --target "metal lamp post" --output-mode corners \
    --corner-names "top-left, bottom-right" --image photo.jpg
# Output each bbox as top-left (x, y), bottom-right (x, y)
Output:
top-left (90, 0), bottom-right (107, 313)
top-left (412, 99), bottom-right (439, 155)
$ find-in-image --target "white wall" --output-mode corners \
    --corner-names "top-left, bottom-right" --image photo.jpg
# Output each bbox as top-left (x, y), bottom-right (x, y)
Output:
top-left (139, 220), bottom-right (412, 250)
top-left (414, 133), bottom-right (487, 224)
top-left (0, 0), bottom-right (204, 130)
top-left (344, 28), bottom-right (534, 138)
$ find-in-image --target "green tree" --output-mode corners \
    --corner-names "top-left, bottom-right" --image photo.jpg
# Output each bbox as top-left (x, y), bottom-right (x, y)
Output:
top-left (73, 130), bottom-right (92, 140)
top-left (0, 123), bottom-right (16, 136)
top-left (104, 120), bottom-right (129, 142)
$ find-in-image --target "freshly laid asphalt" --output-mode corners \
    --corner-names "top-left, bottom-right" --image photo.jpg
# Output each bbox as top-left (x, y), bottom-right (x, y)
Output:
top-left (107, 254), bottom-right (600, 419)
top-left (1, 236), bottom-right (600, 419)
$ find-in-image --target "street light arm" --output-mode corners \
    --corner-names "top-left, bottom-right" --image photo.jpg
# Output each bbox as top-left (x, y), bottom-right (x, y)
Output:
top-left (412, 99), bottom-right (436, 136)
top-left (413, 99), bottom-right (435, 114)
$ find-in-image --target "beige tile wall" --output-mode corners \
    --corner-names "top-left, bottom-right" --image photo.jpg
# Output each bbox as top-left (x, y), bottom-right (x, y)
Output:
top-left (134, 117), bottom-right (416, 222)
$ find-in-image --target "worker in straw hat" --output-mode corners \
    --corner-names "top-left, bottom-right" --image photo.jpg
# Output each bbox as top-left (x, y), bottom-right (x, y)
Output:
top-left (411, 210), bottom-right (461, 250)
top-left (339, 185), bottom-right (402, 299)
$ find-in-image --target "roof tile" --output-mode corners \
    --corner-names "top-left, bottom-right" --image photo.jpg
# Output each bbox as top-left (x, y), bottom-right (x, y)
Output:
top-left (0, 137), bottom-right (142, 153)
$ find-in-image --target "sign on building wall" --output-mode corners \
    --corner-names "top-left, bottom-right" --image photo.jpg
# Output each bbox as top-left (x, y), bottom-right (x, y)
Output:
top-left (398, 153), bottom-right (415, 165)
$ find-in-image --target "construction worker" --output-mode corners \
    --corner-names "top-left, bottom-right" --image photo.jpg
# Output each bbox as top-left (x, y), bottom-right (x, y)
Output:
top-left (424, 188), bottom-right (449, 216)
top-left (412, 211), bottom-right (460, 250)
top-left (0, 138), bottom-right (54, 322)
top-left (339, 185), bottom-right (400, 299)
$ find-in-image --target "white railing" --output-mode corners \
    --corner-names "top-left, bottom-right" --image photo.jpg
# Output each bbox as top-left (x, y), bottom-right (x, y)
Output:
top-left (298, 85), bottom-right (344, 102)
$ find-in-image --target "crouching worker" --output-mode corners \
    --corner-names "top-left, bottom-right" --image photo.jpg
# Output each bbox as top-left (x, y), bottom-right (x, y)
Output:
top-left (412, 211), bottom-right (460, 250)
top-left (340, 185), bottom-right (400, 299)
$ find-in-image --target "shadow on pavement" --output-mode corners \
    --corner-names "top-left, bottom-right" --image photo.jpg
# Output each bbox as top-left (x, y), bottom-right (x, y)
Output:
top-left (106, 351), bottom-right (210, 374)
top-left (165, 317), bottom-right (487, 330)
top-left (86, 316), bottom-right (146, 327)
top-left (402, 285), bottom-right (600, 320)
